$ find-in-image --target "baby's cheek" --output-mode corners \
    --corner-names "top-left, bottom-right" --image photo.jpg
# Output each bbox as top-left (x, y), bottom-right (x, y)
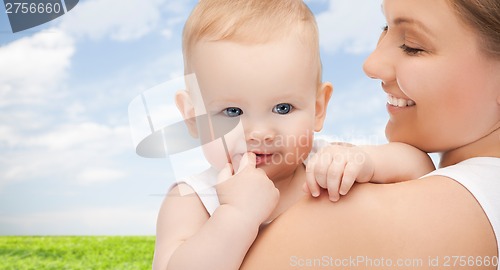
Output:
top-left (298, 130), bottom-right (314, 160)
top-left (221, 122), bottom-right (248, 170)
top-left (230, 154), bottom-right (243, 172)
top-left (202, 139), bottom-right (229, 170)
top-left (282, 127), bottom-right (314, 164)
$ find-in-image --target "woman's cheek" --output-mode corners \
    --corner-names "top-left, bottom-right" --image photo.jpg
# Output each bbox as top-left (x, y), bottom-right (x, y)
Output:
top-left (396, 63), bottom-right (425, 100)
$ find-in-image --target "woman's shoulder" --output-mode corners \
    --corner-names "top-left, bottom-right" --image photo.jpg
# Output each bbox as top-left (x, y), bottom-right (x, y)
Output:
top-left (242, 177), bottom-right (498, 269)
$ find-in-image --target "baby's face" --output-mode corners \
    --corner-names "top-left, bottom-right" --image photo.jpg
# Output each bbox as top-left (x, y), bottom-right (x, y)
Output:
top-left (189, 37), bottom-right (322, 182)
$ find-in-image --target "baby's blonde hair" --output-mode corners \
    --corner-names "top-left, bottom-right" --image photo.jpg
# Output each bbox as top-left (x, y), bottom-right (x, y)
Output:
top-left (182, 0), bottom-right (322, 83)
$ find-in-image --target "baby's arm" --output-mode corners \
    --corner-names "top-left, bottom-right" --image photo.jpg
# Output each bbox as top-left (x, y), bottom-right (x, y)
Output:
top-left (153, 153), bottom-right (279, 270)
top-left (361, 142), bottom-right (435, 183)
top-left (304, 142), bottom-right (435, 201)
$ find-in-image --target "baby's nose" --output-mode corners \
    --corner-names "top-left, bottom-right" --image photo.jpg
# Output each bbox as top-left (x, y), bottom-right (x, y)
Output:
top-left (245, 122), bottom-right (276, 143)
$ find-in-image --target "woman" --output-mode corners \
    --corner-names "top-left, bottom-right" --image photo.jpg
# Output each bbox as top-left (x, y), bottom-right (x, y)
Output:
top-left (241, 0), bottom-right (500, 269)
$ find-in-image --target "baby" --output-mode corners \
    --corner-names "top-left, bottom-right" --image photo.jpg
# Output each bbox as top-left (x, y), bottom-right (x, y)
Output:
top-left (152, 1), bottom-right (435, 269)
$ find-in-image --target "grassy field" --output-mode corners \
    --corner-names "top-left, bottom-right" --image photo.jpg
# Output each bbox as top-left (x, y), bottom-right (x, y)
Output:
top-left (0, 236), bottom-right (155, 270)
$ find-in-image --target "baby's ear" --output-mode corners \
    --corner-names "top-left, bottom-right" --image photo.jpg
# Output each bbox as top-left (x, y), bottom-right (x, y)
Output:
top-left (314, 82), bottom-right (333, 132)
top-left (175, 90), bottom-right (198, 138)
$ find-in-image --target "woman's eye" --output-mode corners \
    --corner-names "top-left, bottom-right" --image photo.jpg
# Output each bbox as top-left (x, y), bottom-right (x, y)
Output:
top-left (223, 107), bottom-right (243, 117)
top-left (381, 24), bottom-right (388, 32)
top-left (272, 103), bottom-right (293, 115)
top-left (400, 44), bottom-right (425, 56)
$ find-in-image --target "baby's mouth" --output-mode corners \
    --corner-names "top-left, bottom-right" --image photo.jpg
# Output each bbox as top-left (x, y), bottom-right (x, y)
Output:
top-left (230, 152), bottom-right (274, 169)
top-left (255, 154), bottom-right (273, 165)
top-left (387, 94), bottom-right (416, 107)
top-left (250, 151), bottom-right (274, 165)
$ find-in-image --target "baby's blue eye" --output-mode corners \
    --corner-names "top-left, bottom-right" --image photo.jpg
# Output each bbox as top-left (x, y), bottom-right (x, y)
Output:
top-left (223, 107), bottom-right (243, 117)
top-left (273, 103), bottom-right (293, 115)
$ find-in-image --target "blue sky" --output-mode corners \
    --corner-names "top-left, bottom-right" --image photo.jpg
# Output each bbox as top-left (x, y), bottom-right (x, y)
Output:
top-left (0, 0), bottom-right (390, 235)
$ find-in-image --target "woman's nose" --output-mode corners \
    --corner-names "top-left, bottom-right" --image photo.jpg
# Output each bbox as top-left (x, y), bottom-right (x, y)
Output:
top-left (363, 35), bottom-right (395, 82)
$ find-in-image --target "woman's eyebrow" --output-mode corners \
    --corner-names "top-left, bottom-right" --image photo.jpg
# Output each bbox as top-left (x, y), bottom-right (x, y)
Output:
top-left (393, 17), bottom-right (435, 37)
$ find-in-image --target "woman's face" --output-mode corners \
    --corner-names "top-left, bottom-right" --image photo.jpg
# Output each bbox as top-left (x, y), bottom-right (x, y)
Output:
top-left (363, 0), bottom-right (500, 153)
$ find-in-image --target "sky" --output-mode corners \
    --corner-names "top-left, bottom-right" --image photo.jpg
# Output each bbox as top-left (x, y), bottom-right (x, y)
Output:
top-left (0, 0), bottom-right (391, 235)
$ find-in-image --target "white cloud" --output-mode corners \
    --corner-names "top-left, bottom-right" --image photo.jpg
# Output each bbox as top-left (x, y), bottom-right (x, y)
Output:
top-left (26, 122), bottom-right (127, 150)
top-left (0, 122), bottom-right (132, 188)
top-left (160, 16), bottom-right (186, 41)
top-left (0, 125), bottom-right (17, 148)
top-left (161, 28), bottom-right (173, 39)
top-left (76, 167), bottom-right (126, 186)
top-left (163, 1), bottom-right (193, 14)
top-left (317, 0), bottom-right (385, 54)
top-left (0, 28), bottom-right (75, 106)
top-left (60, 0), bottom-right (163, 41)
top-left (0, 207), bottom-right (158, 235)
top-left (60, 0), bottom-right (194, 42)
top-left (0, 44), bottom-right (185, 190)
top-left (159, 1), bottom-right (197, 41)
top-left (0, 0), bottom-right (198, 235)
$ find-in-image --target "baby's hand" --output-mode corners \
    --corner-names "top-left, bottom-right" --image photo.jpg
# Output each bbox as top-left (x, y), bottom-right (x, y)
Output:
top-left (304, 143), bottom-right (374, 202)
top-left (216, 152), bottom-right (280, 226)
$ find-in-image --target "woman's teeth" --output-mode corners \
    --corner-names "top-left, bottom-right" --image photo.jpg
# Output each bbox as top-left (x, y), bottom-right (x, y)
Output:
top-left (387, 95), bottom-right (416, 107)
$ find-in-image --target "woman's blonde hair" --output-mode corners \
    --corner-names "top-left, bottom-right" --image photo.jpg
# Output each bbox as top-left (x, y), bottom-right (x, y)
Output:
top-left (182, 0), bottom-right (321, 81)
top-left (448, 0), bottom-right (500, 59)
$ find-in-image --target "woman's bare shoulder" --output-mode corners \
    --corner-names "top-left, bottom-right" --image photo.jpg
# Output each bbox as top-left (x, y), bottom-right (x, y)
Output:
top-left (241, 176), bottom-right (497, 270)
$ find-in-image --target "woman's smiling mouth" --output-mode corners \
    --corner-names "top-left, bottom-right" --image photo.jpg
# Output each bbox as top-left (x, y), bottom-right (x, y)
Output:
top-left (387, 94), bottom-right (416, 107)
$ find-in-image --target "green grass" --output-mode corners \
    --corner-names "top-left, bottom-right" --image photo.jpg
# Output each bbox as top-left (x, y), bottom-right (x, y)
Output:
top-left (0, 236), bottom-right (155, 270)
